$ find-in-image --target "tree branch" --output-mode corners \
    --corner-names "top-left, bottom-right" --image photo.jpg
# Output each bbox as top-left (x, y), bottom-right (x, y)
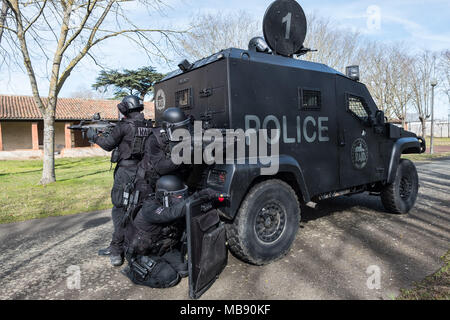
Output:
top-left (48, 0), bottom-right (74, 99)
top-left (0, 0), bottom-right (13, 40)
top-left (56, 0), bottom-right (115, 94)
top-left (23, 0), bottom-right (47, 33)
top-left (60, 0), bottom-right (97, 54)
top-left (7, 0), bottom-right (45, 112)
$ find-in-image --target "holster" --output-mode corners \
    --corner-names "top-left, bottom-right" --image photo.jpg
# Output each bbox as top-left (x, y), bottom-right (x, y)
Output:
top-left (111, 148), bottom-right (120, 164)
top-left (121, 189), bottom-right (141, 227)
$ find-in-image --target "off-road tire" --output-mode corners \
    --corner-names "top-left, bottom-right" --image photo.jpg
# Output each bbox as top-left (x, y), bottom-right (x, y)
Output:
top-left (381, 159), bottom-right (419, 214)
top-left (225, 179), bottom-right (300, 265)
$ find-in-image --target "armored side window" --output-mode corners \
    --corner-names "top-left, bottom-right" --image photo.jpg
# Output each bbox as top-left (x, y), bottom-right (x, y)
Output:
top-left (347, 94), bottom-right (369, 121)
top-left (175, 88), bottom-right (193, 109)
top-left (299, 89), bottom-right (321, 110)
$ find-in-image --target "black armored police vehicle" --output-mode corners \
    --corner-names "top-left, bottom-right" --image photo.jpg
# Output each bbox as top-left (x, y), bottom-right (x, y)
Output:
top-left (154, 0), bottom-right (426, 298)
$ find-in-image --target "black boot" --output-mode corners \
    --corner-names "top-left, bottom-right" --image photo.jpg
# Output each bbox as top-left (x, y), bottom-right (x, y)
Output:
top-left (110, 255), bottom-right (124, 267)
top-left (98, 247), bottom-right (112, 256)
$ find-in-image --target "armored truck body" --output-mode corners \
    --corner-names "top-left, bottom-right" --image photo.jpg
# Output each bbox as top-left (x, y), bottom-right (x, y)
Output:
top-left (155, 48), bottom-right (424, 203)
top-left (154, 47), bottom-right (425, 267)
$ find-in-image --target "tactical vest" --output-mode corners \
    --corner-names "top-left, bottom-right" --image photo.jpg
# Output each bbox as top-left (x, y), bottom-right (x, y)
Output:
top-left (127, 119), bottom-right (153, 160)
top-left (152, 128), bottom-right (167, 148)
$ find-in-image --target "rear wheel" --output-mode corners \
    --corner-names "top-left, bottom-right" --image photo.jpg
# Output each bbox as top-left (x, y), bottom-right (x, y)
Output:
top-left (381, 159), bottom-right (419, 214)
top-left (225, 179), bottom-right (300, 265)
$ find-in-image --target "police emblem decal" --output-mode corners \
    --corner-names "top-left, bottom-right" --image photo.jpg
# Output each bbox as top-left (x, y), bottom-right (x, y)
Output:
top-left (155, 89), bottom-right (166, 111)
top-left (351, 138), bottom-right (369, 170)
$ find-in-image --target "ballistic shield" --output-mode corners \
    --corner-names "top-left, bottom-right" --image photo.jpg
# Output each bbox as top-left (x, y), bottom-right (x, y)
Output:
top-left (186, 198), bottom-right (227, 299)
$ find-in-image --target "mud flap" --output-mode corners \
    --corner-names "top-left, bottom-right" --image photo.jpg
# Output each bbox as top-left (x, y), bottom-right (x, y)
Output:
top-left (186, 198), bottom-right (228, 299)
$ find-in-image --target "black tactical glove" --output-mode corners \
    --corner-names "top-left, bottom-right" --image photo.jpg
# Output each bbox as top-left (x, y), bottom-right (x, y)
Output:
top-left (86, 128), bottom-right (98, 143)
top-left (197, 188), bottom-right (218, 200)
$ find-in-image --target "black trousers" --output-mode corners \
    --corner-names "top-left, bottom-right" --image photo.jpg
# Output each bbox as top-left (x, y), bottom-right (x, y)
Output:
top-left (110, 165), bottom-right (138, 256)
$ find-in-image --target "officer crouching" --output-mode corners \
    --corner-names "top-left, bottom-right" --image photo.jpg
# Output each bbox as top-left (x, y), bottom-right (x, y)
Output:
top-left (121, 175), bottom-right (217, 288)
top-left (87, 95), bottom-right (152, 267)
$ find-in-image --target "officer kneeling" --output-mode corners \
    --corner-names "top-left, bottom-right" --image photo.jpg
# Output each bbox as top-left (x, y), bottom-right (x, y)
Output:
top-left (122, 175), bottom-right (216, 288)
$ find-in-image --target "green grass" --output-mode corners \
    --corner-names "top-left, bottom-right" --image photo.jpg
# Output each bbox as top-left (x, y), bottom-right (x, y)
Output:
top-left (397, 251), bottom-right (450, 300)
top-left (425, 137), bottom-right (450, 146)
top-left (0, 157), bottom-right (113, 224)
top-left (400, 137), bottom-right (450, 162)
top-left (402, 152), bottom-right (450, 162)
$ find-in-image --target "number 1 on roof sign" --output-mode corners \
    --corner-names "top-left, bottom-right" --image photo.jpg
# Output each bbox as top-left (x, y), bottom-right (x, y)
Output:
top-left (282, 12), bottom-right (292, 40)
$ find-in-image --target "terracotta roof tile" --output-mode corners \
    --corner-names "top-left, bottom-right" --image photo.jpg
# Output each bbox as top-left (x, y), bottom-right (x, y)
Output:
top-left (0, 95), bottom-right (154, 121)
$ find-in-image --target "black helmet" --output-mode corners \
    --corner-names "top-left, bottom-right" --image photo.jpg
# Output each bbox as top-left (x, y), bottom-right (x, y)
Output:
top-left (248, 37), bottom-right (271, 54)
top-left (161, 107), bottom-right (191, 142)
top-left (118, 95), bottom-right (144, 116)
top-left (156, 175), bottom-right (188, 207)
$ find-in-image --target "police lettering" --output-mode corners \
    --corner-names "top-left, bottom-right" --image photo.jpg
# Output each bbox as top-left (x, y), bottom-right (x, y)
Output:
top-left (245, 115), bottom-right (329, 144)
top-left (137, 127), bottom-right (152, 137)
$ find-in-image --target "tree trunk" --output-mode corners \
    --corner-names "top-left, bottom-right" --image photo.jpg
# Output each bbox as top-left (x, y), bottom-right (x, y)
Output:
top-left (421, 118), bottom-right (426, 139)
top-left (40, 109), bottom-right (56, 184)
top-left (0, 1), bottom-right (9, 44)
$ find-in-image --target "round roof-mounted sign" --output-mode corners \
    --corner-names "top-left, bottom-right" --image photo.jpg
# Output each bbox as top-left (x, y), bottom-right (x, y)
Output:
top-left (263, 0), bottom-right (307, 57)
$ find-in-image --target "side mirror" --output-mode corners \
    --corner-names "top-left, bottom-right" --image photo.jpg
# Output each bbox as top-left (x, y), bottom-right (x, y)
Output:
top-left (375, 110), bottom-right (385, 126)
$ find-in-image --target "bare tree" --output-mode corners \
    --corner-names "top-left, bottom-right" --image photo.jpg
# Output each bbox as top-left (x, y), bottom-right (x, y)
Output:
top-left (361, 44), bottom-right (415, 124)
top-left (440, 50), bottom-right (450, 105)
top-left (0, 0), bottom-right (8, 44)
top-left (179, 10), bottom-right (260, 61)
top-left (410, 51), bottom-right (437, 138)
top-left (359, 42), bottom-right (395, 119)
top-left (302, 14), bottom-right (362, 72)
top-left (69, 85), bottom-right (109, 100)
top-left (389, 48), bottom-right (415, 127)
top-left (0, 0), bottom-right (184, 184)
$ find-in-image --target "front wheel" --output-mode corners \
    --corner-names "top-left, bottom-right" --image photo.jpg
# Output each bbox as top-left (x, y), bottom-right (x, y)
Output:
top-left (381, 159), bottom-right (419, 214)
top-left (225, 179), bottom-right (300, 265)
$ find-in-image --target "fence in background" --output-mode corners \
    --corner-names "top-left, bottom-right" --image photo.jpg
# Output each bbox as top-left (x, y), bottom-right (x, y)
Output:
top-left (406, 121), bottom-right (450, 138)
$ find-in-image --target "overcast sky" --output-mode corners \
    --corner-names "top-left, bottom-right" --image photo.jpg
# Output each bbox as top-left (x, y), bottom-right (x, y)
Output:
top-left (1, 0), bottom-right (449, 118)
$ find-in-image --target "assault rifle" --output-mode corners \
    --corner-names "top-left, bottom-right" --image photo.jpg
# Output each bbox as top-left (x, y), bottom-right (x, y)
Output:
top-left (68, 113), bottom-right (116, 139)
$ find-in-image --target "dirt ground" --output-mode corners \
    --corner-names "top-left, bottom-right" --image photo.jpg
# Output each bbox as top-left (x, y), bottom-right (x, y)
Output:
top-left (0, 159), bottom-right (449, 300)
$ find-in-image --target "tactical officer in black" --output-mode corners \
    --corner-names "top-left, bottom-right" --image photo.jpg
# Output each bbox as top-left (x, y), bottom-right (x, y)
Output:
top-left (122, 175), bottom-right (217, 288)
top-left (134, 107), bottom-right (192, 192)
top-left (87, 95), bottom-right (152, 267)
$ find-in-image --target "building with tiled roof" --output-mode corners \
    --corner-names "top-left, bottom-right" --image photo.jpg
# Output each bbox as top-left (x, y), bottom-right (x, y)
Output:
top-left (0, 95), bottom-right (154, 153)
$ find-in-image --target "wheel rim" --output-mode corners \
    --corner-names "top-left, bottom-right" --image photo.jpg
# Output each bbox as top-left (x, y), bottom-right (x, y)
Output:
top-left (254, 202), bottom-right (286, 243)
top-left (399, 176), bottom-right (413, 200)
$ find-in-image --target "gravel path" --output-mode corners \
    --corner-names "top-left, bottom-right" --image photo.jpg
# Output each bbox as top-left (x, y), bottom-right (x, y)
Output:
top-left (0, 159), bottom-right (449, 300)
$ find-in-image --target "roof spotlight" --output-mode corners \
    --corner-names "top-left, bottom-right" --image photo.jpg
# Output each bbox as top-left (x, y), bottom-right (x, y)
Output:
top-left (178, 59), bottom-right (192, 72)
top-left (346, 65), bottom-right (360, 82)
